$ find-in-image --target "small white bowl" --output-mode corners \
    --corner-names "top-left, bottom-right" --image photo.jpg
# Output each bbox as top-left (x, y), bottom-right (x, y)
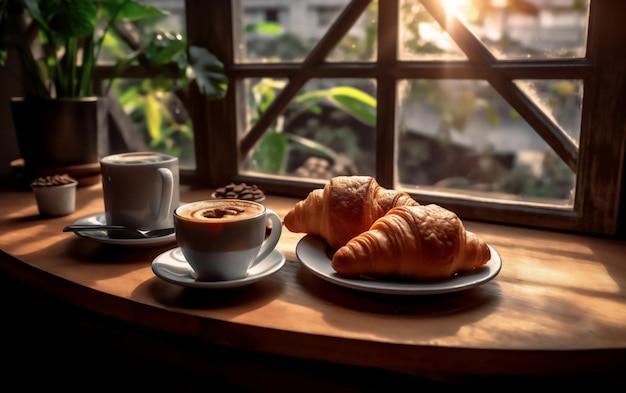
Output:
top-left (32, 182), bottom-right (77, 217)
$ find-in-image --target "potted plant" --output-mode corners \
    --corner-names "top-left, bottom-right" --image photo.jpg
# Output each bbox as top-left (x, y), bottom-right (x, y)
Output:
top-left (0, 0), bottom-right (227, 169)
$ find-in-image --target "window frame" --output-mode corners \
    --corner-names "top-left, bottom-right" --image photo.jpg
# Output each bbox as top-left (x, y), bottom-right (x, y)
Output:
top-left (182, 0), bottom-right (626, 237)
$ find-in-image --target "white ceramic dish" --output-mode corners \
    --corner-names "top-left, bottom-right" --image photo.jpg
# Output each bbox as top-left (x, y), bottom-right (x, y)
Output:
top-left (67, 213), bottom-right (176, 248)
top-left (296, 235), bottom-right (502, 295)
top-left (152, 247), bottom-right (286, 289)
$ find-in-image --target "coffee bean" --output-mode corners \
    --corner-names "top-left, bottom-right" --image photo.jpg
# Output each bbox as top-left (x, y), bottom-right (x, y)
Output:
top-left (213, 182), bottom-right (265, 201)
top-left (31, 174), bottom-right (77, 188)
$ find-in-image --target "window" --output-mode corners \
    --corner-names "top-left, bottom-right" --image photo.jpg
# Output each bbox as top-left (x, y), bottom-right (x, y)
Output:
top-left (182, 0), bottom-right (625, 236)
top-left (95, 1), bottom-right (198, 168)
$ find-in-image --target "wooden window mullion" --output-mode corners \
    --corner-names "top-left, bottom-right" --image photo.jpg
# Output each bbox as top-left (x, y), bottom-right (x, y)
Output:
top-left (376, 0), bottom-right (399, 187)
top-left (578, 0), bottom-right (626, 234)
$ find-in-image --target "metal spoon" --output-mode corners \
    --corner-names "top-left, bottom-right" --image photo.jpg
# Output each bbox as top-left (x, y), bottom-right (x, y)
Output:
top-left (63, 224), bottom-right (174, 238)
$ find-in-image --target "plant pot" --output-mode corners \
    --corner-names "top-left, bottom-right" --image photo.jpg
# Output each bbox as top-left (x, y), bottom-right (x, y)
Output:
top-left (10, 97), bottom-right (109, 168)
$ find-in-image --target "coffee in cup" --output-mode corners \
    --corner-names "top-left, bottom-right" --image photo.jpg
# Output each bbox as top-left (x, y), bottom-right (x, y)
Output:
top-left (174, 199), bottom-right (282, 281)
top-left (100, 152), bottom-right (179, 236)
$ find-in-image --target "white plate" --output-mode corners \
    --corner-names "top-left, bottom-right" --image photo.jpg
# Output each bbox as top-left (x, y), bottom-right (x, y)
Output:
top-left (296, 235), bottom-right (502, 295)
top-left (67, 213), bottom-right (176, 248)
top-left (152, 247), bottom-right (286, 289)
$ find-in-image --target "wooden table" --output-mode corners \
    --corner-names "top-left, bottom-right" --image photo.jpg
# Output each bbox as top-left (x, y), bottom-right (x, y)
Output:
top-left (1, 184), bottom-right (625, 391)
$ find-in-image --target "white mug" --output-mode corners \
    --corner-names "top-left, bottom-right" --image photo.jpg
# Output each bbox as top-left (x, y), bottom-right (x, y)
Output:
top-left (174, 199), bottom-right (282, 281)
top-left (100, 152), bottom-right (179, 234)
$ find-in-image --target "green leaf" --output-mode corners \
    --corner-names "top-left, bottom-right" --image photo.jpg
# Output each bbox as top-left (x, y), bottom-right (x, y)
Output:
top-left (251, 131), bottom-right (287, 173)
top-left (245, 22), bottom-right (283, 35)
top-left (252, 78), bottom-right (284, 116)
top-left (187, 45), bottom-right (228, 99)
top-left (22, 0), bottom-right (51, 33)
top-left (99, 0), bottom-right (168, 22)
top-left (176, 123), bottom-right (194, 138)
top-left (145, 93), bottom-right (163, 143)
top-left (149, 75), bottom-right (180, 93)
top-left (143, 31), bottom-right (186, 66)
top-left (293, 86), bottom-right (377, 126)
top-left (118, 84), bottom-right (143, 108)
top-left (39, 0), bottom-right (97, 39)
top-left (286, 134), bottom-right (338, 161)
top-left (326, 86), bottom-right (377, 126)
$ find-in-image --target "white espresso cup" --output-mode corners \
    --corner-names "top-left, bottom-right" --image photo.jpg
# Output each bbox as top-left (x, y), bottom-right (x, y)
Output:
top-left (100, 152), bottom-right (179, 235)
top-left (174, 199), bottom-right (282, 281)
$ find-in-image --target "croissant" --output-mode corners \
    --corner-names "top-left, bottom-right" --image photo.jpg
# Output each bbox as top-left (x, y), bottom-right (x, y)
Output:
top-left (332, 204), bottom-right (491, 280)
top-left (284, 176), bottom-right (419, 249)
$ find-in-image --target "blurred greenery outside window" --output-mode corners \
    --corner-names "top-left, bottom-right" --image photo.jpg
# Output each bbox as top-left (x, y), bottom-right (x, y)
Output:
top-left (237, 0), bottom-right (586, 208)
top-left (98, 0), bottom-right (198, 167)
top-left (110, 77), bottom-right (196, 165)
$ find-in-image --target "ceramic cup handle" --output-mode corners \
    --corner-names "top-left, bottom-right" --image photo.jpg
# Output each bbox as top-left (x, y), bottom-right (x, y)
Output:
top-left (156, 167), bottom-right (174, 224)
top-left (251, 209), bottom-right (282, 267)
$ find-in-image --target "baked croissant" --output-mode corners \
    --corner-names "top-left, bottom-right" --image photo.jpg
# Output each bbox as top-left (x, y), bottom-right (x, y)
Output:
top-left (332, 204), bottom-right (491, 280)
top-left (284, 176), bottom-right (419, 249)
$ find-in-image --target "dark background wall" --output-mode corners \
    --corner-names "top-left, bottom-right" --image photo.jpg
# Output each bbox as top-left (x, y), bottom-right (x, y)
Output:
top-left (1, 56), bottom-right (24, 189)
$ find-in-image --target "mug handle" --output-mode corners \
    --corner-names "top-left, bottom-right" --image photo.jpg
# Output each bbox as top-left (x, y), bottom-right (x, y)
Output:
top-left (251, 209), bottom-right (283, 266)
top-left (156, 167), bottom-right (174, 224)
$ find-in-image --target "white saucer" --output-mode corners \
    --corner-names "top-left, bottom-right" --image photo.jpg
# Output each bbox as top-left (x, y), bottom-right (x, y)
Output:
top-left (296, 235), bottom-right (502, 295)
top-left (68, 213), bottom-right (176, 248)
top-left (152, 248), bottom-right (286, 289)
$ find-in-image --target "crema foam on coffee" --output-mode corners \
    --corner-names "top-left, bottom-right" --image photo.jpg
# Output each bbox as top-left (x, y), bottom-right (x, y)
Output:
top-left (103, 153), bottom-right (165, 164)
top-left (176, 200), bottom-right (262, 222)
